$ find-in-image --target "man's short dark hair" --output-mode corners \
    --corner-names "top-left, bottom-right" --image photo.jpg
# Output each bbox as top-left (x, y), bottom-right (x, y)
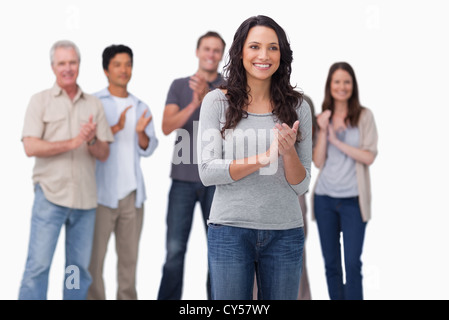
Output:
top-left (102, 44), bottom-right (133, 71)
top-left (197, 31), bottom-right (226, 53)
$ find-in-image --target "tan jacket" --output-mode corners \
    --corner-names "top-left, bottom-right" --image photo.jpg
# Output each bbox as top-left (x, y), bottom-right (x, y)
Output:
top-left (311, 107), bottom-right (378, 222)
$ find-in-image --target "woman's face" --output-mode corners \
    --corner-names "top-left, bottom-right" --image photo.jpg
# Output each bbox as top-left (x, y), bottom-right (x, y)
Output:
top-left (242, 26), bottom-right (280, 83)
top-left (330, 69), bottom-right (353, 103)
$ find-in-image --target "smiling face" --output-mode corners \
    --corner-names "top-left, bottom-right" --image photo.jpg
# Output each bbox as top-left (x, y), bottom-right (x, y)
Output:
top-left (330, 68), bottom-right (353, 103)
top-left (242, 26), bottom-right (280, 84)
top-left (196, 36), bottom-right (224, 73)
top-left (51, 47), bottom-right (79, 90)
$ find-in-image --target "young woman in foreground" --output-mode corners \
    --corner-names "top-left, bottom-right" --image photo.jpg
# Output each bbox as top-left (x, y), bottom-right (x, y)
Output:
top-left (198, 15), bottom-right (312, 300)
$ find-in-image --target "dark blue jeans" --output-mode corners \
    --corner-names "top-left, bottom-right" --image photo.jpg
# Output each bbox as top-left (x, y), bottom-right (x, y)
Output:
top-left (157, 179), bottom-right (215, 300)
top-left (208, 225), bottom-right (304, 300)
top-left (314, 195), bottom-right (367, 300)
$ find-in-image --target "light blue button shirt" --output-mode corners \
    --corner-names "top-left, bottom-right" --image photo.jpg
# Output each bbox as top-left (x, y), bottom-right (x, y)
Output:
top-left (94, 88), bottom-right (158, 209)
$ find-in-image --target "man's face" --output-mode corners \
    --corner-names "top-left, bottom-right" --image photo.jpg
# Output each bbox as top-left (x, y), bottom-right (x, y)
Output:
top-left (105, 53), bottom-right (132, 89)
top-left (51, 47), bottom-right (80, 89)
top-left (196, 37), bottom-right (224, 73)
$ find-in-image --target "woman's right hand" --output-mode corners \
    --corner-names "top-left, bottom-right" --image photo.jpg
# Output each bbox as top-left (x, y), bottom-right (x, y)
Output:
top-left (316, 110), bottom-right (331, 131)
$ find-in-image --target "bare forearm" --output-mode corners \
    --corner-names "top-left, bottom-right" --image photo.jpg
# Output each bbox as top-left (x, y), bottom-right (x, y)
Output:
top-left (313, 131), bottom-right (328, 168)
top-left (23, 137), bottom-right (81, 158)
top-left (162, 103), bottom-right (198, 135)
top-left (137, 131), bottom-right (149, 150)
top-left (87, 140), bottom-right (110, 162)
top-left (283, 148), bottom-right (306, 185)
top-left (229, 152), bottom-right (271, 181)
top-left (332, 140), bottom-right (375, 165)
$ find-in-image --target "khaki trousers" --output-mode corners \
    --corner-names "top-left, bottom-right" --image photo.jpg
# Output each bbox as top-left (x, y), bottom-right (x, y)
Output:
top-left (87, 191), bottom-right (143, 300)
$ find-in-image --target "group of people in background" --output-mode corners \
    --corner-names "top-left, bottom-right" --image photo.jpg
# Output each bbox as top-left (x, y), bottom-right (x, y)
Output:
top-left (18, 15), bottom-right (378, 301)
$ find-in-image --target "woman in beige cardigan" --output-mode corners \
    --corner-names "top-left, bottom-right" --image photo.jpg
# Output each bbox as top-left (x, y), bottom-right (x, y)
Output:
top-left (312, 62), bottom-right (378, 300)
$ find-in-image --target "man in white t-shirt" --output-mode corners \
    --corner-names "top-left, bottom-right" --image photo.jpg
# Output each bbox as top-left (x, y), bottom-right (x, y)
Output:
top-left (87, 44), bottom-right (158, 300)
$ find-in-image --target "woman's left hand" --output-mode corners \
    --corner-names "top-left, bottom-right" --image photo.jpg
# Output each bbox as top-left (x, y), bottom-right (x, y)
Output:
top-left (275, 120), bottom-right (299, 156)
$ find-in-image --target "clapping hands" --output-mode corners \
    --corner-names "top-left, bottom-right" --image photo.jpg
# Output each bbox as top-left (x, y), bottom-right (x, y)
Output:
top-left (264, 120), bottom-right (299, 164)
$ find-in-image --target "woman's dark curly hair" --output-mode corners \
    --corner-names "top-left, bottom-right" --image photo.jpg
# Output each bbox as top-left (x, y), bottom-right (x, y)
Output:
top-left (220, 15), bottom-right (303, 140)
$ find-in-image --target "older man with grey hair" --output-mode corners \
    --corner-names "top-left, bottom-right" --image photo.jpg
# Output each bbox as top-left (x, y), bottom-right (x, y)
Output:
top-left (18, 40), bottom-right (114, 300)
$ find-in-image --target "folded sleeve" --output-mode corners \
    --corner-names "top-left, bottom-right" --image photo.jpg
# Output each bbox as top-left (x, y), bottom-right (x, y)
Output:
top-left (22, 93), bottom-right (45, 140)
top-left (94, 98), bottom-right (114, 143)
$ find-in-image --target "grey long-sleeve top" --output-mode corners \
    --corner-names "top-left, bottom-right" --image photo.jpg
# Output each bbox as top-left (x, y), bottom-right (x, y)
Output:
top-left (197, 89), bottom-right (312, 230)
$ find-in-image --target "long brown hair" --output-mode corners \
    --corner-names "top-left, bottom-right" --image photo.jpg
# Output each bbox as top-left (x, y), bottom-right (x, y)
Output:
top-left (322, 62), bottom-right (363, 127)
top-left (220, 15), bottom-right (303, 140)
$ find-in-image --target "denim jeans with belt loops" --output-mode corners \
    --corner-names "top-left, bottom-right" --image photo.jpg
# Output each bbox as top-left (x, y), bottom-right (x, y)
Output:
top-left (208, 224), bottom-right (304, 300)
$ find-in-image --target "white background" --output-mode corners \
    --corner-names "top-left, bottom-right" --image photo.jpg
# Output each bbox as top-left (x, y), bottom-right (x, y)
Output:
top-left (1, 0), bottom-right (448, 300)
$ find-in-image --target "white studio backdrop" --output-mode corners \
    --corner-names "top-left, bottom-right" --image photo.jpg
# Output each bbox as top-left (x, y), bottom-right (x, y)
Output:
top-left (0, 0), bottom-right (448, 300)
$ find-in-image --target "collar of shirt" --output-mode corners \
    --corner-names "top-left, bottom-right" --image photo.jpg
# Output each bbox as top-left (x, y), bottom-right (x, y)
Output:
top-left (51, 82), bottom-right (85, 102)
top-left (96, 87), bottom-right (141, 107)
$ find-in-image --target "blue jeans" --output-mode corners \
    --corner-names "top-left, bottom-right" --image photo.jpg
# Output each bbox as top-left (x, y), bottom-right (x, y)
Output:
top-left (157, 179), bottom-right (215, 300)
top-left (314, 195), bottom-right (367, 300)
top-left (208, 224), bottom-right (304, 300)
top-left (18, 184), bottom-right (96, 300)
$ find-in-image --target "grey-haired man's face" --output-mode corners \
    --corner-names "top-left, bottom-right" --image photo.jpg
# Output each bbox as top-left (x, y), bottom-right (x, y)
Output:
top-left (51, 47), bottom-right (80, 89)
